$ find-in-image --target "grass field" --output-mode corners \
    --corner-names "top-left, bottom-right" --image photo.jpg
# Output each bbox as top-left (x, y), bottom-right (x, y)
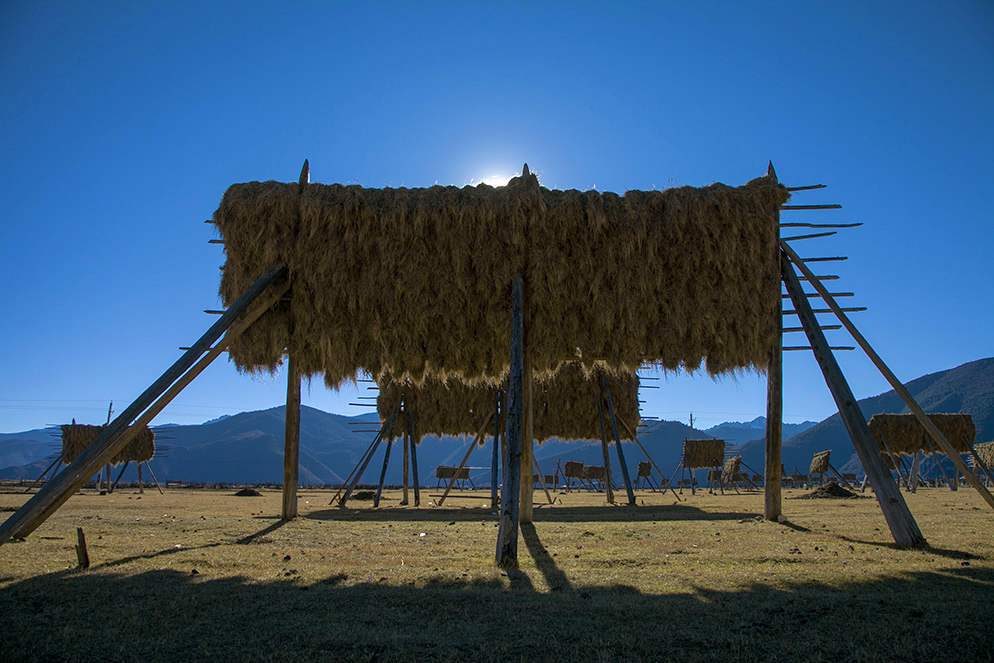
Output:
top-left (1, 483), bottom-right (992, 662)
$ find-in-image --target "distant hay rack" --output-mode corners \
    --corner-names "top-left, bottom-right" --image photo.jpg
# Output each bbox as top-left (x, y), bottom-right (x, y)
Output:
top-left (809, 450), bottom-right (831, 475)
top-left (683, 438), bottom-right (725, 469)
top-left (868, 414), bottom-right (974, 456)
top-left (61, 424), bottom-right (155, 465)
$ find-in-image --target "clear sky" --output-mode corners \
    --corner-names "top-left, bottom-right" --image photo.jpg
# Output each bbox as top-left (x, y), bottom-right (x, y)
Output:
top-left (1, 1), bottom-right (991, 433)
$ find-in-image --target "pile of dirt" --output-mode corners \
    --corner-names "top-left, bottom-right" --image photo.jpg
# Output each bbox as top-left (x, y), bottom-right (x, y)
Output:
top-left (793, 481), bottom-right (868, 500)
top-left (233, 488), bottom-right (262, 497)
top-left (350, 490), bottom-right (376, 501)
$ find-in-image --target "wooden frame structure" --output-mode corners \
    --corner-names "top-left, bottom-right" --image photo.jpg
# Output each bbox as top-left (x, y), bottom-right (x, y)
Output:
top-left (4, 160), bottom-right (991, 564)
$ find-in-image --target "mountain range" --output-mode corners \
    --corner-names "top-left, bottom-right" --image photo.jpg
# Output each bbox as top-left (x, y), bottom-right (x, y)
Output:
top-left (2, 357), bottom-right (990, 487)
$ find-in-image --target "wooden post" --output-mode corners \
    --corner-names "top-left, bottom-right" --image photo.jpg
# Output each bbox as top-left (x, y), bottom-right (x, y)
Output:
top-left (601, 376), bottom-right (635, 505)
top-left (401, 430), bottom-right (410, 506)
top-left (282, 354), bottom-right (301, 521)
top-left (341, 394), bottom-right (401, 507)
top-left (373, 424), bottom-right (396, 508)
top-left (922, 435), bottom-right (955, 490)
top-left (143, 461), bottom-right (163, 494)
top-left (409, 404), bottom-right (420, 507)
top-left (595, 395), bottom-right (615, 503)
top-left (0, 264), bottom-right (289, 546)
top-left (765, 161), bottom-right (784, 521)
top-left (781, 240), bottom-right (994, 510)
top-left (438, 412), bottom-right (493, 506)
top-left (617, 418), bottom-right (680, 501)
top-left (75, 527), bottom-right (90, 569)
top-left (496, 274), bottom-right (524, 567)
top-left (520, 365), bottom-right (534, 524)
top-left (330, 420), bottom-right (389, 505)
top-left (23, 457), bottom-right (62, 494)
top-left (910, 451), bottom-right (920, 492)
top-left (782, 250), bottom-right (924, 547)
top-left (532, 457), bottom-right (554, 504)
top-left (491, 390), bottom-right (501, 509)
top-left (137, 461), bottom-right (144, 494)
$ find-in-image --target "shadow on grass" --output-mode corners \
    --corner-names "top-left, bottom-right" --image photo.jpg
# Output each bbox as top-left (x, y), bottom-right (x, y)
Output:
top-left (1, 563), bottom-right (992, 662)
top-left (305, 502), bottom-right (759, 525)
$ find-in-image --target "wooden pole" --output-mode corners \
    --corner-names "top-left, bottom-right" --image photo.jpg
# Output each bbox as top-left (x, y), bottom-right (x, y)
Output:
top-left (341, 394), bottom-right (401, 507)
top-left (401, 430), bottom-right (410, 506)
top-left (438, 411), bottom-right (493, 506)
top-left (765, 162), bottom-right (784, 521)
top-left (330, 422), bottom-right (388, 505)
top-left (880, 437), bottom-right (907, 489)
top-left (0, 264), bottom-right (289, 545)
top-left (496, 274), bottom-right (524, 567)
top-left (409, 403), bottom-right (420, 507)
top-left (595, 395), bottom-right (615, 503)
top-left (491, 390), bottom-right (500, 509)
top-left (137, 461), bottom-right (144, 494)
top-left (142, 462), bottom-right (163, 494)
top-left (23, 457), bottom-right (62, 494)
top-left (282, 354), bottom-right (301, 520)
top-left (75, 527), bottom-right (90, 569)
top-left (781, 250), bottom-right (924, 547)
top-left (532, 457), bottom-right (554, 504)
top-left (520, 364), bottom-right (534, 524)
top-left (922, 435), bottom-right (955, 490)
top-left (617, 418), bottom-right (680, 502)
top-left (781, 240), bottom-right (994, 510)
top-left (373, 419), bottom-right (397, 508)
top-left (910, 451), bottom-right (920, 492)
top-left (601, 376), bottom-right (635, 505)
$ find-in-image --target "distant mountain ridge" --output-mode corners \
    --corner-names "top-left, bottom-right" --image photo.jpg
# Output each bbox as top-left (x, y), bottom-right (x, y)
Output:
top-left (1, 357), bottom-right (989, 485)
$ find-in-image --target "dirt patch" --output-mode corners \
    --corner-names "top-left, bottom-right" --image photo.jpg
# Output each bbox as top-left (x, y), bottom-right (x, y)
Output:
top-left (0, 506), bottom-right (18, 512)
top-left (350, 490), bottom-right (376, 501)
top-left (233, 488), bottom-right (262, 497)
top-left (793, 482), bottom-right (868, 500)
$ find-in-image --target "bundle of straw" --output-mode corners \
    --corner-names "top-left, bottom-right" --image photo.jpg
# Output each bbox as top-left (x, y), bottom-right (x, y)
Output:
top-left (214, 172), bottom-right (788, 387)
top-left (61, 424), bottom-right (155, 464)
top-left (868, 414), bottom-right (974, 456)
top-left (683, 439), bottom-right (725, 469)
top-left (974, 442), bottom-right (994, 470)
top-left (809, 450), bottom-right (831, 475)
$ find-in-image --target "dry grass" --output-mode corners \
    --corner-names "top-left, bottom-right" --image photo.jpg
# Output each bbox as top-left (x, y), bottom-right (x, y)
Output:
top-left (2, 484), bottom-right (992, 662)
top-left (809, 450), bottom-right (831, 476)
top-left (683, 438), bottom-right (724, 469)
top-left (214, 173), bottom-right (788, 387)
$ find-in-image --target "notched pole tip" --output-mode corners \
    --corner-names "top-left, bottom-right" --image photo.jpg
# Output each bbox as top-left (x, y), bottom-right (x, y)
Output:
top-left (299, 159), bottom-right (310, 186)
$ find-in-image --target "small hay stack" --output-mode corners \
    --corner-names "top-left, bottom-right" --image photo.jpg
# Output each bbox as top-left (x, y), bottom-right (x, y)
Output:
top-left (809, 450), bottom-right (831, 476)
top-left (868, 414), bottom-right (974, 456)
top-left (213, 173), bottom-right (789, 388)
top-left (973, 442), bottom-right (994, 470)
top-left (377, 365), bottom-right (639, 443)
top-left (683, 439), bottom-right (725, 469)
top-left (60, 424), bottom-right (155, 465)
top-left (722, 455), bottom-right (742, 480)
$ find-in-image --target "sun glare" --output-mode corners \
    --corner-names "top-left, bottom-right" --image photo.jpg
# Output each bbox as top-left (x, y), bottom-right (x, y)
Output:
top-left (473, 173), bottom-right (512, 187)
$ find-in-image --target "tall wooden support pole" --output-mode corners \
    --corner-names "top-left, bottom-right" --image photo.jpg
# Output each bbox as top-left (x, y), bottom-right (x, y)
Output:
top-left (401, 430), bottom-right (410, 506)
top-left (0, 264), bottom-right (289, 546)
top-left (595, 397), bottom-right (615, 503)
top-left (520, 365), bottom-right (534, 524)
top-left (137, 462), bottom-right (144, 494)
top-left (601, 377), bottom-right (635, 505)
top-left (438, 412), bottom-right (493, 506)
top-left (374, 427), bottom-right (395, 508)
top-left (282, 355), bottom-right (301, 520)
top-left (781, 241), bottom-right (994, 510)
top-left (782, 251), bottom-right (924, 547)
top-left (281, 160), bottom-right (308, 521)
top-left (341, 395), bottom-right (401, 507)
top-left (765, 162), bottom-right (784, 521)
top-left (496, 274), bottom-right (524, 567)
top-left (491, 390), bottom-right (501, 509)
top-left (408, 404), bottom-right (420, 507)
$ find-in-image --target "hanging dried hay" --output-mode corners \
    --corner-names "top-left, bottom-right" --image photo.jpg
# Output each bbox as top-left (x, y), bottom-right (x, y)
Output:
top-left (809, 450), bottom-right (831, 475)
top-left (61, 424), bottom-right (155, 464)
top-left (868, 414), bottom-right (974, 456)
top-left (214, 172), bottom-right (788, 386)
top-left (974, 442), bottom-right (994, 470)
top-left (377, 364), bottom-right (639, 443)
top-left (722, 454), bottom-right (742, 477)
top-left (683, 438), bottom-right (725, 469)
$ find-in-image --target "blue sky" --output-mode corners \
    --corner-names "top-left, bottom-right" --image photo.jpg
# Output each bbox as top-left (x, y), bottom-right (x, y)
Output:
top-left (1, 1), bottom-right (991, 433)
